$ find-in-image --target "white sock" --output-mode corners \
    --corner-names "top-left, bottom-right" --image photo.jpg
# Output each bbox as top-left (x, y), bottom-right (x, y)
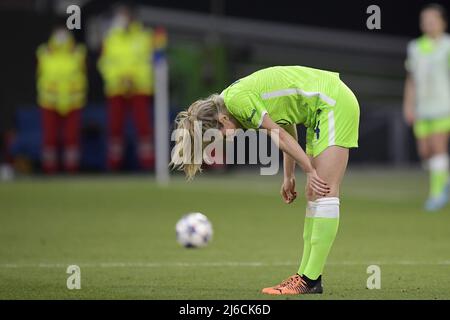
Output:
top-left (308, 197), bottom-right (340, 218)
top-left (429, 154), bottom-right (449, 172)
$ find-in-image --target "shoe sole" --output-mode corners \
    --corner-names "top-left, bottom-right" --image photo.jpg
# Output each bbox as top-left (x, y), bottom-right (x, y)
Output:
top-left (261, 287), bottom-right (323, 295)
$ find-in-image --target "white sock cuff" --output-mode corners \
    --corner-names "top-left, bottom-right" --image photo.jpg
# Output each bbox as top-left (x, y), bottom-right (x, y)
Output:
top-left (306, 197), bottom-right (340, 218)
top-left (429, 154), bottom-right (449, 171)
top-left (315, 197), bottom-right (340, 206)
top-left (306, 201), bottom-right (316, 216)
top-left (307, 201), bottom-right (317, 209)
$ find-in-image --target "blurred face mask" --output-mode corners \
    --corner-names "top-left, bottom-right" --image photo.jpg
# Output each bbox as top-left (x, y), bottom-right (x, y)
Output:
top-left (53, 29), bottom-right (70, 45)
top-left (112, 14), bottom-right (130, 29)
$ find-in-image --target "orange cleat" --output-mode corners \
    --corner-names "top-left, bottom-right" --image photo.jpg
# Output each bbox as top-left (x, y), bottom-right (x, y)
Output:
top-left (261, 274), bottom-right (323, 295)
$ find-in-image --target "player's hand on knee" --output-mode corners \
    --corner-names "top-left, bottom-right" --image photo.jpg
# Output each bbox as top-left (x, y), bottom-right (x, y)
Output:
top-left (306, 169), bottom-right (330, 197)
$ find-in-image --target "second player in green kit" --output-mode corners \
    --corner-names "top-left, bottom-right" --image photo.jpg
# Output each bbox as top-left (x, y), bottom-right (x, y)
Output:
top-left (403, 4), bottom-right (450, 211)
top-left (171, 65), bottom-right (360, 294)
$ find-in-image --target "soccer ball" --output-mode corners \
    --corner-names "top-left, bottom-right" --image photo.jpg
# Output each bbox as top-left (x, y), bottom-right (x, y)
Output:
top-left (176, 213), bottom-right (213, 248)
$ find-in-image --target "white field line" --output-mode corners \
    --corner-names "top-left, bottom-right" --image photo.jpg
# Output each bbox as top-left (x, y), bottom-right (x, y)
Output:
top-left (0, 260), bottom-right (450, 269)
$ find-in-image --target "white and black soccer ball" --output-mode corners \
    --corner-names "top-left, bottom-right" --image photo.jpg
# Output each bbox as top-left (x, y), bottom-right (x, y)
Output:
top-left (176, 213), bottom-right (213, 248)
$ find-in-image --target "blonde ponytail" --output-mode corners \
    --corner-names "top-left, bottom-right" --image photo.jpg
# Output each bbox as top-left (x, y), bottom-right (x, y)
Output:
top-left (170, 94), bottom-right (226, 180)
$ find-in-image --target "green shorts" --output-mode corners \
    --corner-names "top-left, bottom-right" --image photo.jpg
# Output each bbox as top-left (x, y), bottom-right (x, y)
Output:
top-left (413, 116), bottom-right (450, 138)
top-left (306, 81), bottom-right (360, 157)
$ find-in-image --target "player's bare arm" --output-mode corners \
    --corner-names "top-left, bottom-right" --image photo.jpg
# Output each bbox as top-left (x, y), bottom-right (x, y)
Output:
top-left (260, 114), bottom-right (330, 198)
top-left (280, 124), bottom-right (298, 204)
top-left (403, 73), bottom-right (416, 126)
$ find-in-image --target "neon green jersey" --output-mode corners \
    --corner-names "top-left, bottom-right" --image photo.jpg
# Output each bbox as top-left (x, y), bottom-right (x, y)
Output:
top-left (221, 66), bottom-right (342, 129)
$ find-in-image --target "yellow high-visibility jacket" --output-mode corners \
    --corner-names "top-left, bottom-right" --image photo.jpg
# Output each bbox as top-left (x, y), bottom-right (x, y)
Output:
top-left (98, 22), bottom-right (153, 97)
top-left (36, 37), bottom-right (87, 115)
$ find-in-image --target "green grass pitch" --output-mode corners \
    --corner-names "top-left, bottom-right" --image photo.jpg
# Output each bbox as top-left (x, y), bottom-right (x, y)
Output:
top-left (0, 169), bottom-right (449, 299)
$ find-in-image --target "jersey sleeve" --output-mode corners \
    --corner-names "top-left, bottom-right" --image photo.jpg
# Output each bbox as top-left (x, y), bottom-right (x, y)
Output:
top-left (225, 90), bottom-right (268, 129)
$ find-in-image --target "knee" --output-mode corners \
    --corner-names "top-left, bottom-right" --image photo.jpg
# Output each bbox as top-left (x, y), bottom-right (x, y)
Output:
top-left (305, 191), bottom-right (315, 202)
top-left (430, 138), bottom-right (449, 155)
top-left (305, 187), bottom-right (340, 201)
top-left (417, 142), bottom-right (431, 160)
top-left (418, 147), bottom-right (431, 160)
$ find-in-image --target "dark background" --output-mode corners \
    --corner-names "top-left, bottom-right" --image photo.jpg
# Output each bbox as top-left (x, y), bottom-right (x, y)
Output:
top-left (0, 0), bottom-right (449, 166)
top-left (2, 0), bottom-right (447, 124)
top-left (118, 0), bottom-right (447, 37)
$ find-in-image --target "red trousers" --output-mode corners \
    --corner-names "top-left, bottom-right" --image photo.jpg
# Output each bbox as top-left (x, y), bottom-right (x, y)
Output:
top-left (41, 108), bottom-right (81, 174)
top-left (107, 94), bottom-right (154, 171)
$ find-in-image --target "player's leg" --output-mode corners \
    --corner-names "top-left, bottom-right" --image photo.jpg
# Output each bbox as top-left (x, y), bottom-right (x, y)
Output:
top-left (416, 136), bottom-right (432, 165)
top-left (41, 108), bottom-right (59, 174)
top-left (62, 109), bottom-right (82, 173)
top-left (415, 118), bottom-right (450, 210)
top-left (297, 133), bottom-right (315, 276)
top-left (299, 81), bottom-right (357, 283)
top-left (297, 199), bottom-right (314, 276)
top-left (301, 146), bottom-right (348, 281)
top-left (262, 80), bottom-right (358, 295)
top-left (263, 147), bottom-right (348, 295)
top-left (262, 153), bottom-right (316, 295)
top-left (415, 121), bottom-right (433, 185)
top-left (425, 131), bottom-right (449, 210)
top-left (107, 95), bottom-right (127, 171)
top-left (130, 94), bottom-right (154, 170)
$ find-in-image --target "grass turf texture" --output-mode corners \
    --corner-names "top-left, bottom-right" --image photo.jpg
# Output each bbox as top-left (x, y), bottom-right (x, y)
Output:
top-left (0, 169), bottom-right (449, 299)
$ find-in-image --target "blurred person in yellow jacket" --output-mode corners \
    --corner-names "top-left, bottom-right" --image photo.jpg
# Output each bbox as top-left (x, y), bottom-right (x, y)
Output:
top-left (98, 6), bottom-right (154, 171)
top-left (36, 26), bottom-right (87, 174)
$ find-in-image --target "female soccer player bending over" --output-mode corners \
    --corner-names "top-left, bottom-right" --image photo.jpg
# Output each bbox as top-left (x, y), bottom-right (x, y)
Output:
top-left (171, 66), bottom-right (360, 295)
